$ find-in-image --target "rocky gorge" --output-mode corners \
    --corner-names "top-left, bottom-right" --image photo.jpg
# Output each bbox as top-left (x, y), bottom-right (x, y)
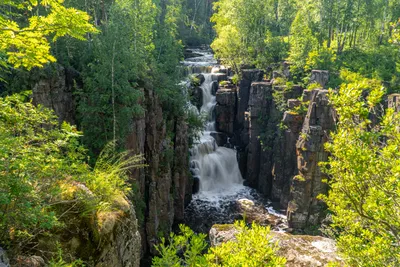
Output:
top-left (9, 49), bottom-right (347, 266)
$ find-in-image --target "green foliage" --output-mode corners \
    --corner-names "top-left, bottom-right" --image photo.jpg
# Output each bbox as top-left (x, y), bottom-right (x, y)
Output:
top-left (0, 0), bottom-right (97, 70)
top-left (288, 5), bottom-right (318, 73)
top-left (187, 109), bottom-right (206, 147)
top-left (152, 224), bottom-right (208, 266)
top-left (152, 221), bottom-right (286, 267)
top-left (189, 75), bottom-right (201, 87)
top-left (0, 93), bottom-right (143, 253)
top-left (231, 74), bottom-right (240, 85)
top-left (49, 244), bottom-right (84, 267)
top-left (211, 0), bottom-right (293, 71)
top-left (180, 0), bottom-right (214, 46)
top-left (305, 45), bottom-right (337, 72)
top-left (206, 221), bottom-right (286, 266)
top-left (321, 71), bottom-right (400, 266)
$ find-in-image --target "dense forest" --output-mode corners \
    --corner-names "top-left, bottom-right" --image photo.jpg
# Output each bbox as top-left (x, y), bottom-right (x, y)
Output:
top-left (0, 0), bottom-right (400, 266)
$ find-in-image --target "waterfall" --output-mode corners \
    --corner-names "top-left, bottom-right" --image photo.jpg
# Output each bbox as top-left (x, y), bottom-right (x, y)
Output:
top-left (182, 48), bottom-right (287, 233)
top-left (190, 74), bottom-right (243, 194)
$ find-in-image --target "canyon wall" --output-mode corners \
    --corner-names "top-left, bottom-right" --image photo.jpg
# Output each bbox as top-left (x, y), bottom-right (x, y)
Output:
top-left (214, 65), bottom-right (336, 230)
top-left (32, 67), bottom-right (191, 260)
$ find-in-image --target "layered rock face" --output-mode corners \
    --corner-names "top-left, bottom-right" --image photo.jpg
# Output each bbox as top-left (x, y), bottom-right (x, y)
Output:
top-left (32, 65), bottom-right (78, 124)
top-left (287, 90), bottom-right (336, 229)
top-left (213, 67), bottom-right (336, 230)
top-left (32, 71), bottom-right (191, 259)
top-left (126, 87), bottom-right (191, 256)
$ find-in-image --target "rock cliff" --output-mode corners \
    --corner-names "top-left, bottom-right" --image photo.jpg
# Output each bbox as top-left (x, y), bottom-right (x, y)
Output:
top-left (213, 67), bottom-right (337, 230)
top-left (32, 71), bottom-right (191, 260)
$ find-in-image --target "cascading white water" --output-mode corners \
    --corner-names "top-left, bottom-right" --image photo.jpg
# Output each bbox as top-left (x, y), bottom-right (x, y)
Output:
top-left (183, 48), bottom-right (287, 233)
top-left (190, 74), bottom-right (243, 194)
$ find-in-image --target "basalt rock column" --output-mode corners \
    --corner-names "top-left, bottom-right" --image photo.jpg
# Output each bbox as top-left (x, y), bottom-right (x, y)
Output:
top-left (287, 89), bottom-right (336, 229)
top-left (271, 106), bottom-right (304, 208)
top-left (246, 82), bottom-right (273, 190)
top-left (215, 87), bottom-right (237, 136)
top-left (236, 69), bottom-right (264, 177)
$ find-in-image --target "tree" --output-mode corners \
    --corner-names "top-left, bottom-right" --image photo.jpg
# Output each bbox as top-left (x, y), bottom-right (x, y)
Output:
top-left (211, 0), bottom-right (294, 71)
top-left (287, 4), bottom-right (318, 72)
top-left (0, 0), bottom-right (97, 70)
top-left (322, 71), bottom-right (400, 266)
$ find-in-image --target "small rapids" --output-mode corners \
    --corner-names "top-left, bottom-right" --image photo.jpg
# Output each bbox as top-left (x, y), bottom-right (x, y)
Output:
top-left (183, 48), bottom-right (287, 233)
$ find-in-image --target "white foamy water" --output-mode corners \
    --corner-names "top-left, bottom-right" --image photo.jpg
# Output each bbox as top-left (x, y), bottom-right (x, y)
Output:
top-left (183, 49), bottom-right (287, 233)
top-left (189, 68), bottom-right (244, 197)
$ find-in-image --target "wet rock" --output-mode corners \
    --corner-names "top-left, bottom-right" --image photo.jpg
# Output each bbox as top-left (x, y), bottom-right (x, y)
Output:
top-left (192, 177), bottom-right (200, 194)
top-left (209, 225), bottom-right (343, 267)
top-left (310, 70), bottom-right (329, 88)
top-left (212, 66), bottom-right (228, 74)
top-left (287, 90), bottom-right (337, 229)
top-left (190, 86), bottom-right (203, 111)
top-left (212, 73), bottom-right (228, 82)
top-left (194, 74), bottom-right (205, 85)
top-left (236, 199), bottom-right (284, 227)
top-left (184, 49), bottom-right (203, 59)
top-left (210, 132), bottom-right (228, 146)
top-left (211, 81), bottom-right (219, 95)
top-left (0, 248), bottom-right (9, 267)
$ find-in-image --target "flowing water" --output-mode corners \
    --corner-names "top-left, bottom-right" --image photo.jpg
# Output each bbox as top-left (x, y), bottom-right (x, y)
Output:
top-left (183, 48), bottom-right (287, 233)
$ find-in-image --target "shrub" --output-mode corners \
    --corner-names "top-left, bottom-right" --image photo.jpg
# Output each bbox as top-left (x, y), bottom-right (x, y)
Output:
top-left (0, 92), bottom-right (143, 254)
top-left (152, 221), bottom-right (286, 267)
top-left (321, 71), bottom-right (400, 266)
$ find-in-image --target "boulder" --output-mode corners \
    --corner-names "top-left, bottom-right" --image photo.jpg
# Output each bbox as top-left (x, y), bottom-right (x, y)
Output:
top-left (190, 86), bottom-right (203, 111)
top-left (209, 225), bottom-right (343, 267)
top-left (194, 74), bottom-right (205, 85)
top-left (236, 199), bottom-right (285, 227)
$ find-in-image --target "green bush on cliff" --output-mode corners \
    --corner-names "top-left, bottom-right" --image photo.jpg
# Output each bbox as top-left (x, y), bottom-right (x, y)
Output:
top-left (322, 71), bottom-right (400, 266)
top-left (0, 92), bottom-right (142, 255)
top-left (152, 221), bottom-right (286, 267)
